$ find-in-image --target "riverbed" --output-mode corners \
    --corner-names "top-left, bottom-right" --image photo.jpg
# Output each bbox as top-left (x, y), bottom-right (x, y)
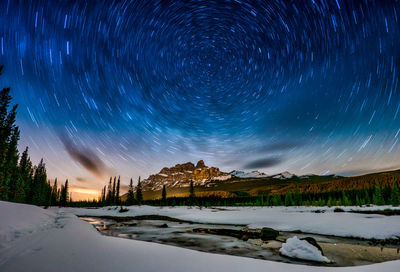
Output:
top-left (80, 215), bottom-right (400, 267)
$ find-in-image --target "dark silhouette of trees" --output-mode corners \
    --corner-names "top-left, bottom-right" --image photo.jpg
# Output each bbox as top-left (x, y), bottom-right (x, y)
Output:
top-left (127, 178), bottom-right (135, 205)
top-left (161, 184), bottom-right (167, 205)
top-left (116, 176), bottom-right (120, 205)
top-left (136, 176), bottom-right (143, 204)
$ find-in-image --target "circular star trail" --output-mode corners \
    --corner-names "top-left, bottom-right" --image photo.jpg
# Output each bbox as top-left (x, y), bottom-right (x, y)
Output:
top-left (0, 0), bottom-right (399, 198)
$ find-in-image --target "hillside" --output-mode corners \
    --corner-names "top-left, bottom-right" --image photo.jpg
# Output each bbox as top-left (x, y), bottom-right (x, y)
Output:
top-left (130, 167), bottom-right (400, 201)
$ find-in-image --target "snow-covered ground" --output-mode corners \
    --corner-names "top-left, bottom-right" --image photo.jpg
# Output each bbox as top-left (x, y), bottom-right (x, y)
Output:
top-left (68, 205), bottom-right (400, 239)
top-left (1, 201), bottom-right (400, 272)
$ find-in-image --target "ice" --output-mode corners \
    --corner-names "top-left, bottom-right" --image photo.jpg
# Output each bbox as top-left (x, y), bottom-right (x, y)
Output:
top-left (280, 236), bottom-right (330, 263)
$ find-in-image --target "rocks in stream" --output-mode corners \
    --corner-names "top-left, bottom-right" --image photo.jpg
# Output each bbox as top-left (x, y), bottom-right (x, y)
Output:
top-left (193, 227), bottom-right (280, 242)
top-left (193, 228), bottom-right (260, 240)
top-left (260, 227), bottom-right (279, 241)
top-left (300, 237), bottom-right (324, 255)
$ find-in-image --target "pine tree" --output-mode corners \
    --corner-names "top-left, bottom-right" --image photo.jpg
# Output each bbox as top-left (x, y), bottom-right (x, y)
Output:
top-left (272, 194), bottom-right (281, 206)
top-left (19, 147), bottom-right (33, 203)
top-left (373, 185), bottom-right (384, 205)
top-left (0, 70), bottom-right (19, 201)
top-left (161, 184), bottom-right (167, 205)
top-left (106, 177), bottom-right (112, 205)
top-left (284, 190), bottom-right (293, 206)
top-left (4, 127), bottom-right (20, 200)
top-left (60, 179), bottom-right (69, 206)
top-left (342, 191), bottom-right (350, 206)
top-left (136, 176), bottom-right (143, 204)
top-left (293, 184), bottom-right (301, 206)
top-left (111, 176), bottom-right (116, 205)
top-left (116, 176), bottom-right (120, 205)
top-left (364, 188), bottom-right (371, 204)
top-left (189, 180), bottom-right (195, 198)
top-left (390, 182), bottom-right (399, 206)
top-left (127, 178), bottom-right (135, 205)
top-left (32, 159), bottom-right (49, 205)
top-left (51, 178), bottom-right (58, 205)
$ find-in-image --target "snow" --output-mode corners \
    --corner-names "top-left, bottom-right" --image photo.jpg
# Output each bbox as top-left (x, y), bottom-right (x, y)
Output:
top-left (1, 201), bottom-right (400, 271)
top-left (0, 201), bottom-right (54, 244)
top-left (229, 170), bottom-right (267, 178)
top-left (280, 236), bottom-right (330, 263)
top-left (212, 174), bottom-right (232, 181)
top-left (68, 205), bottom-right (400, 239)
top-left (272, 171), bottom-right (294, 179)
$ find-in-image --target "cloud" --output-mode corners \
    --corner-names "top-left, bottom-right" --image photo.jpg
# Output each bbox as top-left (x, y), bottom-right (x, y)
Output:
top-left (243, 157), bottom-right (282, 169)
top-left (76, 177), bottom-right (90, 183)
top-left (60, 134), bottom-right (109, 179)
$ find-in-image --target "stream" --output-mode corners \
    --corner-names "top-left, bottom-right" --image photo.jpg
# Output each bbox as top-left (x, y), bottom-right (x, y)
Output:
top-left (80, 215), bottom-right (400, 267)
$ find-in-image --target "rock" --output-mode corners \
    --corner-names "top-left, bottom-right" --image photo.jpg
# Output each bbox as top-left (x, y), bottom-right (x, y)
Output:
top-left (159, 223), bottom-right (168, 228)
top-left (260, 227), bottom-right (279, 241)
top-left (300, 237), bottom-right (323, 255)
top-left (196, 160), bottom-right (205, 168)
top-left (140, 160), bottom-right (231, 191)
top-left (193, 228), bottom-right (259, 239)
top-left (241, 235), bottom-right (249, 241)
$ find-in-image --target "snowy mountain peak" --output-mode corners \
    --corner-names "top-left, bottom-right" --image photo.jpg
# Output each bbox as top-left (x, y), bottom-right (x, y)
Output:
top-left (272, 171), bottom-right (294, 179)
top-left (229, 170), bottom-right (267, 178)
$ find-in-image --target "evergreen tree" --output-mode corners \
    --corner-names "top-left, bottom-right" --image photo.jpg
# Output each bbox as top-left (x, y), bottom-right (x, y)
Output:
top-left (284, 190), bottom-right (293, 206)
top-left (101, 185), bottom-right (106, 203)
top-left (189, 180), bottom-right (195, 198)
top-left (293, 184), bottom-right (301, 206)
top-left (127, 178), bottom-right (135, 205)
top-left (19, 147), bottom-right (33, 203)
top-left (60, 179), bottom-right (69, 206)
top-left (390, 182), bottom-right (399, 206)
top-left (136, 176), bottom-right (143, 204)
top-left (106, 177), bottom-right (112, 205)
top-left (116, 176), bottom-right (120, 205)
top-left (364, 188), bottom-right (371, 204)
top-left (161, 184), bottom-right (167, 205)
top-left (373, 185), bottom-right (384, 205)
top-left (31, 159), bottom-right (49, 205)
top-left (272, 194), bottom-right (281, 206)
top-left (51, 178), bottom-right (58, 206)
top-left (4, 126), bottom-right (20, 200)
top-left (0, 69), bottom-right (19, 201)
top-left (342, 191), bottom-right (350, 206)
top-left (111, 176), bottom-right (116, 205)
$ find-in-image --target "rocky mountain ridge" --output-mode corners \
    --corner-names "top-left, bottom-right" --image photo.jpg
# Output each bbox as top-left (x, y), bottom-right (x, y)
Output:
top-left (141, 160), bottom-right (231, 191)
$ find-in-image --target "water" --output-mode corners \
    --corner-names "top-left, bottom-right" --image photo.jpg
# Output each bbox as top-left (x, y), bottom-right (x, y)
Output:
top-left (80, 216), bottom-right (400, 267)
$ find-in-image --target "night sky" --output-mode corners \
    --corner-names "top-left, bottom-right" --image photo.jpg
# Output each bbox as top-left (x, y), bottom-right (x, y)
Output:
top-left (1, 0), bottom-right (399, 200)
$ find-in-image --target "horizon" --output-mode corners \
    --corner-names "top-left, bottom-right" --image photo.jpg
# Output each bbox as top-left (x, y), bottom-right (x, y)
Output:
top-left (0, 1), bottom-right (399, 200)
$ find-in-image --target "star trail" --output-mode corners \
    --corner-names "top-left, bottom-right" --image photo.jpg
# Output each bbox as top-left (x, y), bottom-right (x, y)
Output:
top-left (0, 0), bottom-right (399, 199)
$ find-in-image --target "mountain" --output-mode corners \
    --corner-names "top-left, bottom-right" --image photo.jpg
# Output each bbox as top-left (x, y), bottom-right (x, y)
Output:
top-left (271, 171), bottom-right (294, 179)
top-left (229, 170), bottom-right (268, 178)
top-left (140, 160), bottom-right (231, 191)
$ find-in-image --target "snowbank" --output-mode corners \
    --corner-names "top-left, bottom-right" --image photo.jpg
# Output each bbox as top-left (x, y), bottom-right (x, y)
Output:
top-left (1, 201), bottom-right (400, 271)
top-left (280, 236), bottom-right (330, 263)
top-left (67, 205), bottom-right (400, 239)
top-left (0, 201), bottom-right (54, 244)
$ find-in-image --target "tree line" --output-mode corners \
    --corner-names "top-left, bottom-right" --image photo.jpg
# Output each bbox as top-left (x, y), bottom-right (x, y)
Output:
top-left (0, 65), bottom-right (72, 207)
top-left (135, 181), bottom-right (400, 208)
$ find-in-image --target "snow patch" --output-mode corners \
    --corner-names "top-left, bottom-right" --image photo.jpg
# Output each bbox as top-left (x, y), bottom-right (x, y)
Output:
top-left (280, 236), bottom-right (330, 263)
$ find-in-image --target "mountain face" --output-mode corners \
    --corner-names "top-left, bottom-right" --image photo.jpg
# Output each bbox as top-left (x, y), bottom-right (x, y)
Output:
top-left (229, 170), bottom-right (268, 178)
top-left (141, 160), bottom-right (231, 191)
top-left (272, 171), bottom-right (294, 179)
